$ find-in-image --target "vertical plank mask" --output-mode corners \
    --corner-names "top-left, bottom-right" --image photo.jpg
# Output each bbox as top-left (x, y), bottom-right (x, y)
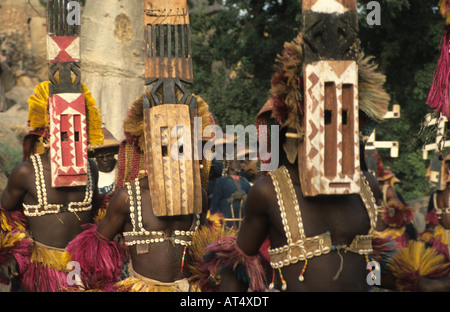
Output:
top-left (47, 0), bottom-right (87, 188)
top-left (300, 0), bottom-right (360, 196)
top-left (143, 0), bottom-right (201, 216)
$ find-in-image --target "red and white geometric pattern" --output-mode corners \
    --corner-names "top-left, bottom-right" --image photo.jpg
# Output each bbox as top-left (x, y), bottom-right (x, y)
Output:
top-left (47, 36), bottom-right (80, 63)
top-left (300, 60), bottom-right (360, 196)
top-left (49, 93), bottom-right (88, 187)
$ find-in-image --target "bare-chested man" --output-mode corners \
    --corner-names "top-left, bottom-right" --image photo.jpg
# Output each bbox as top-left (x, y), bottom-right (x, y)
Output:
top-left (0, 80), bottom-right (102, 292)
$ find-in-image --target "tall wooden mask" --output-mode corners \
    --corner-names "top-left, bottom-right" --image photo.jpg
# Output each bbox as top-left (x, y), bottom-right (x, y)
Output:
top-left (47, 0), bottom-right (87, 187)
top-left (299, 0), bottom-right (360, 196)
top-left (143, 1), bottom-right (201, 216)
top-left (144, 0), bottom-right (193, 84)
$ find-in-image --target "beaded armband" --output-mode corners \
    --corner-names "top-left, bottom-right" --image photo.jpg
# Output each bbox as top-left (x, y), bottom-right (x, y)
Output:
top-left (23, 154), bottom-right (93, 217)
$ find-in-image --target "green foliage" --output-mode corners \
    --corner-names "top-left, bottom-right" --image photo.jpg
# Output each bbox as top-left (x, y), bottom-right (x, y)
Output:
top-left (357, 0), bottom-right (444, 201)
top-left (190, 0), bottom-right (302, 127)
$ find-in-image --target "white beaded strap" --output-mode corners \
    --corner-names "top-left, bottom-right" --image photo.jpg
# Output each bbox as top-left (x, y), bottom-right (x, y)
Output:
top-left (125, 180), bottom-right (138, 233)
top-left (23, 155), bottom-right (45, 213)
top-left (434, 192), bottom-right (450, 218)
top-left (359, 173), bottom-right (378, 235)
top-left (123, 178), bottom-right (200, 247)
top-left (23, 154), bottom-right (93, 217)
top-left (123, 214), bottom-right (200, 247)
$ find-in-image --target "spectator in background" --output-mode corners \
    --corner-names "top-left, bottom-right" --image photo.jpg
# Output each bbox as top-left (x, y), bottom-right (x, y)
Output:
top-left (210, 158), bottom-right (250, 229)
top-left (89, 127), bottom-right (120, 223)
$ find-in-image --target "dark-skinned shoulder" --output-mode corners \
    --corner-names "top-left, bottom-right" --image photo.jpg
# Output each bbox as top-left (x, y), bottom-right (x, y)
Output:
top-left (0, 159), bottom-right (34, 210)
top-left (106, 184), bottom-right (131, 216)
top-left (244, 174), bottom-right (276, 216)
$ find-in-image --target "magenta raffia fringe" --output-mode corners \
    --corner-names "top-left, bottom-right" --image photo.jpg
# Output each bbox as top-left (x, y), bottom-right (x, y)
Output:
top-left (65, 223), bottom-right (124, 290)
top-left (427, 26), bottom-right (450, 118)
top-left (21, 262), bottom-right (69, 292)
top-left (0, 230), bottom-right (33, 285)
top-left (202, 236), bottom-right (267, 291)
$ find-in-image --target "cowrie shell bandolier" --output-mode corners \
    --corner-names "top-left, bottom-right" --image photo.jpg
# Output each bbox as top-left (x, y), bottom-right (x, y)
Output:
top-left (267, 166), bottom-right (377, 271)
top-left (123, 178), bottom-right (200, 254)
top-left (22, 154), bottom-right (93, 217)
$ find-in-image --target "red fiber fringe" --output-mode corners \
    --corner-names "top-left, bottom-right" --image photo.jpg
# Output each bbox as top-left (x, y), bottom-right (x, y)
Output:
top-left (425, 209), bottom-right (439, 227)
top-left (21, 262), bottom-right (69, 292)
top-left (0, 230), bottom-right (33, 284)
top-left (65, 224), bottom-right (124, 290)
top-left (202, 236), bottom-right (267, 292)
top-left (426, 26), bottom-right (450, 118)
top-left (0, 206), bottom-right (28, 232)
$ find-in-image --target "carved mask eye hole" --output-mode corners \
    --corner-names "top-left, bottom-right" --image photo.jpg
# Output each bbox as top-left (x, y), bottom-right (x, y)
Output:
top-left (325, 110), bottom-right (332, 125)
top-left (161, 127), bottom-right (169, 157)
top-left (337, 27), bottom-right (345, 41)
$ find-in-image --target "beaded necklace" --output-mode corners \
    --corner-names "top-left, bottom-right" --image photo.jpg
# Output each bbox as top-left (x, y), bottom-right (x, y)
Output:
top-left (23, 154), bottom-right (93, 217)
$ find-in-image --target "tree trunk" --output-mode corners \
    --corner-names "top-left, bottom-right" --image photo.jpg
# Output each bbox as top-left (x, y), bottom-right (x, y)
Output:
top-left (80, 0), bottom-right (146, 141)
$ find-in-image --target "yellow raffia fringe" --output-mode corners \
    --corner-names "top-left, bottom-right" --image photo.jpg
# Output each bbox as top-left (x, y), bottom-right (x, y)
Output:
top-left (195, 94), bottom-right (213, 190)
top-left (374, 227), bottom-right (406, 241)
top-left (0, 211), bottom-right (26, 232)
top-left (0, 231), bottom-right (28, 249)
top-left (27, 80), bottom-right (104, 149)
top-left (206, 211), bottom-right (225, 232)
top-left (188, 220), bottom-right (238, 290)
top-left (388, 240), bottom-right (450, 291)
top-left (419, 230), bottom-right (435, 244)
top-left (357, 52), bottom-right (391, 123)
top-left (115, 277), bottom-right (176, 292)
top-left (0, 212), bottom-right (13, 233)
top-left (93, 208), bottom-right (107, 224)
top-left (30, 243), bottom-right (71, 272)
top-left (439, 0), bottom-right (450, 24)
top-left (0, 215), bottom-right (10, 232)
top-left (433, 224), bottom-right (450, 246)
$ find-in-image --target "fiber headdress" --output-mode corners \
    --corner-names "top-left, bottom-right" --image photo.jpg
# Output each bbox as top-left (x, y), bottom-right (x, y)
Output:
top-left (256, 33), bottom-right (390, 175)
top-left (24, 80), bottom-right (103, 160)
